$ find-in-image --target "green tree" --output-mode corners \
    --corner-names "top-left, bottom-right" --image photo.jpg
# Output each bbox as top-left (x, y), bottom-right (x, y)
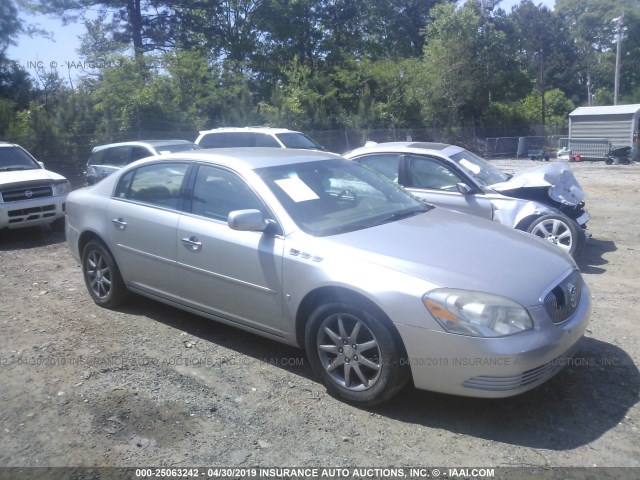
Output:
top-left (556, 0), bottom-right (640, 104)
top-left (506, 1), bottom-right (582, 104)
top-left (24, 0), bottom-right (182, 58)
top-left (0, 0), bottom-right (22, 55)
top-left (419, 1), bottom-right (525, 131)
top-left (521, 88), bottom-right (574, 130)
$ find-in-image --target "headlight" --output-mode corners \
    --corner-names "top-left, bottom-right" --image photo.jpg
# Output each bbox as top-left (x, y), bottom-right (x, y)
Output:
top-left (423, 289), bottom-right (533, 337)
top-left (53, 181), bottom-right (71, 195)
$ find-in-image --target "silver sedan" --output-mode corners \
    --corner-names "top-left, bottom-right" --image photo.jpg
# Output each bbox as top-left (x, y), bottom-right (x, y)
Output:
top-left (344, 142), bottom-right (590, 257)
top-left (66, 148), bottom-right (590, 405)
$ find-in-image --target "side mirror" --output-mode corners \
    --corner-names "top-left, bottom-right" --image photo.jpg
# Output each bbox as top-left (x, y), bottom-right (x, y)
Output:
top-left (37, 161), bottom-right (45, 169)
top-left (456, 183), bottom-right (473, 194)
top-left (228, 209), bottom-right (273, 232)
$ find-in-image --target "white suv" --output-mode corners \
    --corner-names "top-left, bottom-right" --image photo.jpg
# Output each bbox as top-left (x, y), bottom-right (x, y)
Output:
top-left (0, 142), bottom-right (70, 232)
top-left (195, 127), bottom-right (325, 150)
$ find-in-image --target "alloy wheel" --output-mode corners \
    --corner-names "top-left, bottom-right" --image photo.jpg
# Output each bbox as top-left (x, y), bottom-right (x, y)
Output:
top-left (316, 312), bottom-right (382, 391)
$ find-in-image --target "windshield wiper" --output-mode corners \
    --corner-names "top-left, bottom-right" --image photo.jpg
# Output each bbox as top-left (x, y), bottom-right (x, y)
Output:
top-left (373, 206), bottom-right (430, 226)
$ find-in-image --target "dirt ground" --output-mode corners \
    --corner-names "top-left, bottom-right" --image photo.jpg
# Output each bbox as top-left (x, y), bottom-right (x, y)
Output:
top-left (0, 159), bottom-right (638, 474)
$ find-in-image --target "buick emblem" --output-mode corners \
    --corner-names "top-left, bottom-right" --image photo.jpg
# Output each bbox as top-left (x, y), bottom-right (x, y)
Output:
top-left (25, 190), bottom-right (33, 198)
top-left (567, 284), bottom-right (578, 308)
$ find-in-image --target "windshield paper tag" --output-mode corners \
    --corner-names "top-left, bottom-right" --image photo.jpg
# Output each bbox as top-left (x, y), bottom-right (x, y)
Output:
top-left (459, 158), bottom-right (481, 174)
top-left (275, 177), bottom-right (320, 202)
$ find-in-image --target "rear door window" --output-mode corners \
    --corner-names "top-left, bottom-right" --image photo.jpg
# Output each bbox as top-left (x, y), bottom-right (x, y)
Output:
top-left (223, 133), bottom-right (257, 147)
top-left (255, 134), bottom-right (281, 147)
top-left (199, 134), bottom-right (225, 148)
top-left (88, 149), bottom-right (106, 166)
top-left (131, 146), bottom-right (154, 162)
top-left (103, 146), bottom-right (132, 167)
top-left (354, 154), bottom-right (400, 182)
top-left (115, 162), bottom-right (189, 210)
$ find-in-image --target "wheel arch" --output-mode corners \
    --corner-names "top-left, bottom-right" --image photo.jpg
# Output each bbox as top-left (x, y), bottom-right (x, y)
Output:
top-left (514, 213), bottom-right (543, 231)
top-left (294, 286), bottom-right (407, 357)
top-left (78, 230), bottom-right (110, 258)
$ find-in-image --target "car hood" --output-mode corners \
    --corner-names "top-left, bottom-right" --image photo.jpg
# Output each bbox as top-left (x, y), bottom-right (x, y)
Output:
top-left (490, 163), bottom-right (585, 206)
top-left (0, 168), bottom-right (66, 186)
top-left (321, 208), bottom-right (574, 308)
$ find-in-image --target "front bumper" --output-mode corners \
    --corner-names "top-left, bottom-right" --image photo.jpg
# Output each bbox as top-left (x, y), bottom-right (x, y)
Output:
top-left (0, 195), bottom-right (67, 230)
top-left (396, 284), bottom-right (591, 398)
top-left (575, 210), bottom-right (590, 227)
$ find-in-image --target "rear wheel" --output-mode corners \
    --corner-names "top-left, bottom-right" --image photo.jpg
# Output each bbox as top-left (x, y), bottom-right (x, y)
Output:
top-left (527, 214), bottom-right (583, 257)
top-left (305, 302), bottom-right (409, 406)
top-left (82, 240), bottom-right (128, 308)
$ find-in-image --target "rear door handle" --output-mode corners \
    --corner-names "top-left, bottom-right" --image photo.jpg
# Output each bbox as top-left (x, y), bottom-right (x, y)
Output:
top-left (181, 236), bottom-right (202, 252)
top-left (111, 217), bottom-right (127, 230)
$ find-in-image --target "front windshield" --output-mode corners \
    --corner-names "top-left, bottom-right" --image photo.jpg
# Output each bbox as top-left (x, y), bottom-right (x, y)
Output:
top-left (276, 133), bottom-right (324, 150)
top-left (0, 146), bottom-right (40, 171)
top-left (257, 159), bottom-right (429, 236)
top-left (448, 149), bottom-right (508, 186)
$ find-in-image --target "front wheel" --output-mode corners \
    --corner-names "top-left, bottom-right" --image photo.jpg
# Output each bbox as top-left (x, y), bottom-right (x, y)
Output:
top-left (82, 240), bottom-right (129, 308)
top-left (305, 302), bottom-right (409, 406)
top-left (527, 214), bottom-right (583, 257)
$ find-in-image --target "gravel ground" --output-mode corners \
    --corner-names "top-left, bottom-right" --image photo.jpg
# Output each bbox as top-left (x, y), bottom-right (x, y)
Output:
top-left (0, 159), bottom-right (638, 475)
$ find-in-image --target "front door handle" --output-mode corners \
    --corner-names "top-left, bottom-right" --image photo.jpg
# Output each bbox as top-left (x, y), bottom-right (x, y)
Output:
top-left (181, 236), bottom-right (202, 252)
top-left (111, 217), bottom-right (127, 230)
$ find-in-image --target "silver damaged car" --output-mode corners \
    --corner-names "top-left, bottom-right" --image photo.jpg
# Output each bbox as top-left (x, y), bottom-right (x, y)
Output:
top-left (65, 148), bottom-right (591, 405)
top-left (344, 142), bottom-right (590, 257)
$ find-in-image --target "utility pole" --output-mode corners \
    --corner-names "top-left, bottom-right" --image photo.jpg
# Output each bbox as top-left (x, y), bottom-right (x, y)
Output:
top-left (614, 14), bottom-right (624, 105)
top-left (540, 45), bottom-right (545, 128)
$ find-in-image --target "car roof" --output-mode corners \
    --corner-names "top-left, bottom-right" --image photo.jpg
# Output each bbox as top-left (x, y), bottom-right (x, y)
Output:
top-left (346, 141), bottom-right (465, 157)
top-left (197, 127), bottom-right (301, 135)
top-left (141, 147), bottom-right (343, 170)
top-left (92, 140), bottom-right (196, 152)
top-left (0, 142), bottom-right (21, 148)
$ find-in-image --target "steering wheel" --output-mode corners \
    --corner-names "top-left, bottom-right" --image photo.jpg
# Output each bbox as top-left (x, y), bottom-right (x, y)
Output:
top-left (337, 186), bottom-right (358, 204)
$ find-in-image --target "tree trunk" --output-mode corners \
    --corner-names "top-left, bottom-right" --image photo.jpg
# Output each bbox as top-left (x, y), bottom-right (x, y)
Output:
top-left (127, 0), bottom-right (144, 57)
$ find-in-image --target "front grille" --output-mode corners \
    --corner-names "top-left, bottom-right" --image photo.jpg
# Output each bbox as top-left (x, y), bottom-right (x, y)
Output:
top-left (1, 185), bottom-right (53, 202)
top-left (544, 270), bottom-right (583, 325)
top-left (7, 205), bottom-right (56, 224)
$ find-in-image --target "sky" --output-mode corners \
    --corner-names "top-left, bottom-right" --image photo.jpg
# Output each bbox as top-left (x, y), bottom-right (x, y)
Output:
top-left (8, 0), bottom-right (556, 84)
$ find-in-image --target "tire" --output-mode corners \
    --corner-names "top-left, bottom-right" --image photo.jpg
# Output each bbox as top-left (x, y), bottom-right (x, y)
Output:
top-left (526, 214), bottom-right (583, 257)
top-left (50, 217), bottom-right (65, 233)
top-left (82, 240), bottom-right (129, 308)
top-left (305, 302), bottom-right (409, 406)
